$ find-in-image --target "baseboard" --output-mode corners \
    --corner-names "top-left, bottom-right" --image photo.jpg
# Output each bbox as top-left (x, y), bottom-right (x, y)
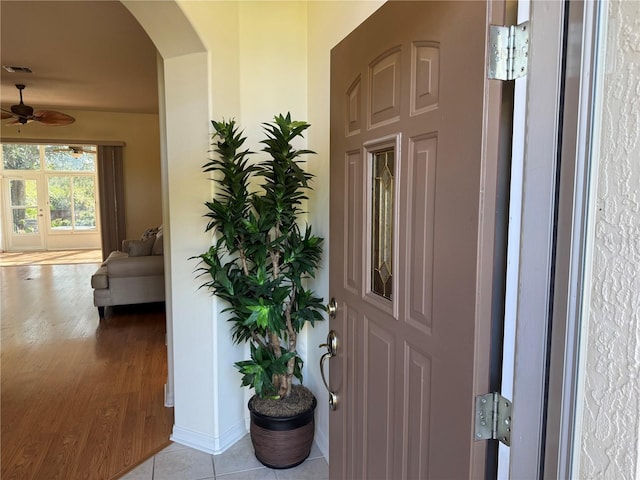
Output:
top-left (170, 426), bottom-right (217, 454)
top-left (215, 420), bottom-right (248, 454)
top-left (170, 420), bottom-right (247, 455)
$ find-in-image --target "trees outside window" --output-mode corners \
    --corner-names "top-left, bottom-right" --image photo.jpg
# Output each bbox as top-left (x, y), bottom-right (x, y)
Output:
top-left (2, 144), bottom-right (40, 170)
top-left (48, 176), bottom-right (97, 230)
top-left (44, 145), bottom-right (96, 172)
top-left (9, 179), bottom-right (39, 234)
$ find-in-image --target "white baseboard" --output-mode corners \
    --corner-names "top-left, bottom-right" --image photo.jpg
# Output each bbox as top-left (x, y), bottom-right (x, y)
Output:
top-left (170, 420), bottom-right (247, 455)
top-left (214, 420), bottom-right (248, 454)
top-left (171, 426), bottom-right (216, 454)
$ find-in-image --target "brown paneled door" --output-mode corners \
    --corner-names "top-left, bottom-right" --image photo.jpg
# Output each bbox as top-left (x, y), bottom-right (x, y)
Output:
top-left (329, 1), bottom-right (507, 479)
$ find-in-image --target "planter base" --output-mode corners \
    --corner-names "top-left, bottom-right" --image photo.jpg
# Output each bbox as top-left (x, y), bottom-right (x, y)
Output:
top-left (249, 394), bottom-right (317, 469)
top-left (250, 420), bottom-right (314, 469)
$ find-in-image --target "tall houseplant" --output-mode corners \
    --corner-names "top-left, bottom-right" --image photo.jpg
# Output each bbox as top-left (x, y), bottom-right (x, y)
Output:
top-left (195, 114), bottom-right (325, 468)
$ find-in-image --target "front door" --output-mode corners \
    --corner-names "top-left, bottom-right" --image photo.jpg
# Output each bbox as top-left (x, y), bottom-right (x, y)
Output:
top-left (329, 2), bottom-right (507, 478)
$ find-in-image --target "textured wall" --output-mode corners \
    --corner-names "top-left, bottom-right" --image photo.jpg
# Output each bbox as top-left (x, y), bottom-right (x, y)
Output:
top-left (578, 1), bottom-right (640, 478)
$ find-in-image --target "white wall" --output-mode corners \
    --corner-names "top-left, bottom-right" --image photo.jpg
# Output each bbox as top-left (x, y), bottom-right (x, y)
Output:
top-left (576, 1), bottom-right (640, 477)
top-left (239, 2), bottom-right (308, 141)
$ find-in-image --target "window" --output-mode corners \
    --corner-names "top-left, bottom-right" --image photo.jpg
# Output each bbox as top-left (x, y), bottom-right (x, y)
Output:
top-left (47, 176), bottom-right (97, 230)
top-left (9, 178), bottom-right (39, 234)
top-left (1, 143), bottom-right (98, 234)
top-left (371, 148), bottom-right (394, 300)
top-left (2, 144), bottom-right (40, 170)
top-left (44, 145), bottom-right (96, 172)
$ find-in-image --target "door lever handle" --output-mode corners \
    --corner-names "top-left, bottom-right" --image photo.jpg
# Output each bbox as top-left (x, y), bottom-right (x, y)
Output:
top-left (319, 328), bottom-right (338, 356)
top-left (319, 330), bottom-right (338, 410)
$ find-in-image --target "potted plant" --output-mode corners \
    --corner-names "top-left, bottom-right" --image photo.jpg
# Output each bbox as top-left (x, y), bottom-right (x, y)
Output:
top-left (194, 113), bottom-right (325, 468)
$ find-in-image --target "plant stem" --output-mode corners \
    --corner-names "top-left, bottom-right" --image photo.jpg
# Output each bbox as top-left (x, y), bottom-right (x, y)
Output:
top-left (269, 331), bottom-right (281, 358)
top-left (251, 332), bottom-right (266, 349)
top-left (237, 240), bottom-right (249, 275)
top-left (283, 288), bottom-right (296, 397)
top-left (270, 250), bottom-right (280, 277)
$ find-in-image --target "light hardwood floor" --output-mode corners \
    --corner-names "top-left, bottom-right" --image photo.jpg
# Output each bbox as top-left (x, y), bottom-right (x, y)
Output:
top-left (0, 249), bottom-right (103, 267)
top-left (1, 262), bottom-right (173, 479)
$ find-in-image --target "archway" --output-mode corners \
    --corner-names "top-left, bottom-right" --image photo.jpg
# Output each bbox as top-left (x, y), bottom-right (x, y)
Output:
top-left (122, 1), bottom-right (246, 454)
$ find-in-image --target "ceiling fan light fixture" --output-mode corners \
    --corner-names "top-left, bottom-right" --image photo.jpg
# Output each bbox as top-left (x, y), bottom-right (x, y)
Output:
top-left (52, 145), bottom-right (96, 156)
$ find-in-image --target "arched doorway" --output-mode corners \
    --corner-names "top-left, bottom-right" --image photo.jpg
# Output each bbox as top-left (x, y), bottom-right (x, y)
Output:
top-left (122, 1), bottom-right (248, 454)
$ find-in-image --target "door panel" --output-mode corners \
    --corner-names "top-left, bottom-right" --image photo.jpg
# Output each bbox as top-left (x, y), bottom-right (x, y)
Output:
top-left (411, 42), bottom-right (440, 115)
top-left (4, 176), bottom-right (46, 250)
top-left (345, 150), bottom-right (363, 294)
top-left (329, 2), bottom-right (506, 478)
top-left (365, 318), bottom-right (394, 478)
top-left (406, 135), bottom-right (437, 333)
top-left (404, 345), bottom-right (431, 479)
top-left (369, 48), bottom-right (401, 128)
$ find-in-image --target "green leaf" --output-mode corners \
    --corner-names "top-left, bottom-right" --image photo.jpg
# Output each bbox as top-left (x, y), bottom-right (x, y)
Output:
top-left (247, 302), bottom-right (270, 329)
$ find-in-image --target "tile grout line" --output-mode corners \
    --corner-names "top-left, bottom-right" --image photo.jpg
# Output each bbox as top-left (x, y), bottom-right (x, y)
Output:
top-left (133, 441), bottom-right (327, 479)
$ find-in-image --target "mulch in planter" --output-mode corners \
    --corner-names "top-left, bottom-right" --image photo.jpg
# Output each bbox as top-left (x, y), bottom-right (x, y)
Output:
top-left (250, 384), bottom-right (315, 417)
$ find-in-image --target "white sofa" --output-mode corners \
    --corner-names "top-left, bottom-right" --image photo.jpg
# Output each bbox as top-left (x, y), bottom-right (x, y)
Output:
top-left (91, 228), bottom-right (165, 318)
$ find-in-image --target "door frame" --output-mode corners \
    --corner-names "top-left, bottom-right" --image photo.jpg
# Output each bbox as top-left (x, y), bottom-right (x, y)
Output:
top-left (2, 173), bottom-right (47, 251)
top-left (543, 1), bottom-right (604, 478)
top-left (506, 0), bottom-right (566, 475)
top-left (506, 0), bottom-right (602, 477)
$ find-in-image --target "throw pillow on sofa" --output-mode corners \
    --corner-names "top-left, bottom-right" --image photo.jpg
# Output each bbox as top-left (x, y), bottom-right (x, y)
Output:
top-left (152, 229), bottom-right (164, 255)
top-left (128, 237), bottom-right (155, 256)
top-left (141, 227), bottom-right (159, 241)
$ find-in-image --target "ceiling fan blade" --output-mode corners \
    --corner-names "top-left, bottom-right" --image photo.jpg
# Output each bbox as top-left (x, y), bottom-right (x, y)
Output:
top-left (33, 110), bottom-right (75, 126)
top-left (1, 111), bottom-right (13, 120)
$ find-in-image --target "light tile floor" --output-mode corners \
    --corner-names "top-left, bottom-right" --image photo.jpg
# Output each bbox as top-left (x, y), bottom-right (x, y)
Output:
top-left (120, 435), bottom-right (328, 480)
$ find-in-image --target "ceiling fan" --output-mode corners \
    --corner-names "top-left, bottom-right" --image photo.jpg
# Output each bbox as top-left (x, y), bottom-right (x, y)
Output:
top-left (1, 84), bottom-right (75, 126)
top-left (52, 145), bottom-right (96, 156)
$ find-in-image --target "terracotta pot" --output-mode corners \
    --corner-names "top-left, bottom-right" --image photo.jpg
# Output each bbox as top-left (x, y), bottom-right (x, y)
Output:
top-left (248, 395), bottom-right (317, 469)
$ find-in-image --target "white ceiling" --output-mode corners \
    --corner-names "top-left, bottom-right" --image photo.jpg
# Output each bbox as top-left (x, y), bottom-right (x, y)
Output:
top-left (0, 1), bottom-right (159, 115)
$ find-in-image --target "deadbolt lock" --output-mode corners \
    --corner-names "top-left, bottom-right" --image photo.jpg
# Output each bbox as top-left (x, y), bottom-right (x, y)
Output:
top-left (326, 298), bottom-right (337, 319)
